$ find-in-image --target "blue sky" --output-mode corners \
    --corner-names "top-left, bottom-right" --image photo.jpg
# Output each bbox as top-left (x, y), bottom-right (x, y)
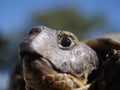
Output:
top-left (0, 0), bottom-right (120, 35)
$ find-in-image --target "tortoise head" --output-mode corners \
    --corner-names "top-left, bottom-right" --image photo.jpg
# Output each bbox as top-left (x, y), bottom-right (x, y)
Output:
top-left (19, 26), bottom-right (99, 90)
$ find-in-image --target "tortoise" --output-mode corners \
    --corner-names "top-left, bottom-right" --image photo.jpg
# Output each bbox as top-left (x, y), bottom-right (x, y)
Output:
top-left (8, 26), bottom-right (120, 90)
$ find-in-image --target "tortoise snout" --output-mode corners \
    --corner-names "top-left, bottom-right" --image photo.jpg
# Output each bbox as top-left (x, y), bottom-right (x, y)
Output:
top-left (29, 26), bottom-right (42, 35)
top-left (29, 26), bottom-right (47, 35)
top-left (20, 26), bottom-right (47, 52)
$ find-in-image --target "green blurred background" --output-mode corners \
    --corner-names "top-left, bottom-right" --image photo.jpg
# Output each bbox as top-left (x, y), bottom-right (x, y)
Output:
top-left (0, 0), bottom-right (120, 90)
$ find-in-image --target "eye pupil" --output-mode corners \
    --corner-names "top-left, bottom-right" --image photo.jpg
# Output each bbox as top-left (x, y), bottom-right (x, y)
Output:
top-left (61, 37), bottom-right (71, 47)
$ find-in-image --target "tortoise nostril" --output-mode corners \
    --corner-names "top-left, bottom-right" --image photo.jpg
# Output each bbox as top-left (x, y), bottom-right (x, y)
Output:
top-left (29, 27), bottom-right (42, 34)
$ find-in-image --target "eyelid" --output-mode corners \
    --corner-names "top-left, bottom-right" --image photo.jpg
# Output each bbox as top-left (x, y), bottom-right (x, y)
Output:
top-left (57, 31), bottom-right (79, 50)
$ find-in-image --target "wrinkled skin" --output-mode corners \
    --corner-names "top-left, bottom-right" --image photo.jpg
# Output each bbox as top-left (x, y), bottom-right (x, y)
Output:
top-left (8, 26), bottom-right (120, 90)
top-left (19, 26), bottom-right (98, 90)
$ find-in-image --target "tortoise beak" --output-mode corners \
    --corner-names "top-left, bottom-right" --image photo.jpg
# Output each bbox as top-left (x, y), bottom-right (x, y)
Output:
top-left (19, 41), bottom-right (55, 77)
top-left (19, 26), bottom-right (48, 62)
top-left (19, 40), bottom-right (38, 62)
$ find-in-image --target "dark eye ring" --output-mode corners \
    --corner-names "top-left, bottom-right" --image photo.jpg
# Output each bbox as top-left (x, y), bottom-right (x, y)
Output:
top-left (60, 37), bottom-right (72, 47)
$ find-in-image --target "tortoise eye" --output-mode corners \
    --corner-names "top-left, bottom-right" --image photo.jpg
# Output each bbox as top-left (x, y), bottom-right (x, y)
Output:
top-left (61, 37), bottom-right (72, 47)
top-left (57, 31), bottom-right (78, 49)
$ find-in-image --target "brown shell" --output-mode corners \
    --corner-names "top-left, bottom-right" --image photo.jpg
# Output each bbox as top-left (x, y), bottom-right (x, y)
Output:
top-left (85, 34), bottom-right (120, 51)
top-left (84, 34), bottom-right (120, 90)
top-left (83, 34), bottom-right (120, 79)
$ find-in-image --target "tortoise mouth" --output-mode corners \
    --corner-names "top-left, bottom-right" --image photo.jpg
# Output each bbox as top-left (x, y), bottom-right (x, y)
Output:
top-left (20, 51), bottom-right (56, 74)
top-left (20, 51), bottom-right (74, 77)
top-left (20, 51), bottom-right (42, 62)
top-left (20, 51), bottom-right (90, 89)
